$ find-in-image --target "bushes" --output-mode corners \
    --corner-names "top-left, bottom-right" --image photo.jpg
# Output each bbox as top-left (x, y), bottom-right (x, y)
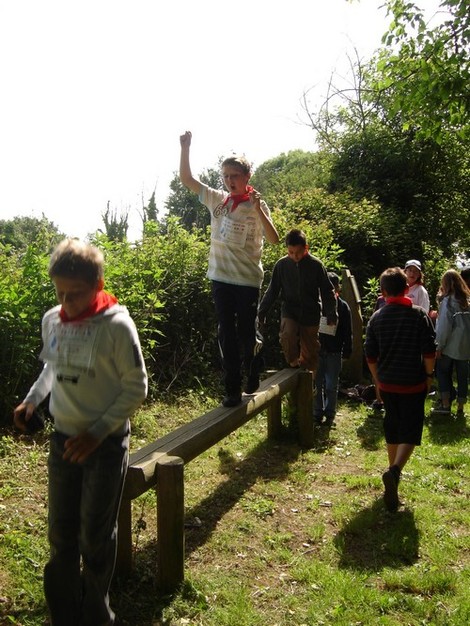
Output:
top-left (0, 221), bottom-right (217, 425)
top-left (0, 237), bottom-right (56, 422)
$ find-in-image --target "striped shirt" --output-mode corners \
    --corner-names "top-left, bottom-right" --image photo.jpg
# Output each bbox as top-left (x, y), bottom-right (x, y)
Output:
top-left (199, 184), bottom-right (270, 288)
top-left (365, 302), bottom-right (436, 393)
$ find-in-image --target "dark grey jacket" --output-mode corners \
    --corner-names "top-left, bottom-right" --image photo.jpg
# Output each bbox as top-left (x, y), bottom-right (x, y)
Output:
top-left (258, 253), bottom-right (337, 326)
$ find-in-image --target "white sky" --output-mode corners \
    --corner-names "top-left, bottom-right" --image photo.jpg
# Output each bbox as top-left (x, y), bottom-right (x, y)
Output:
top-left (0, 0), bottom-right (429, 240)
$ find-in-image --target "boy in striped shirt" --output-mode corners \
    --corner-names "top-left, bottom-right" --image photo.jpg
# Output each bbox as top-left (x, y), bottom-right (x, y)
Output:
top-left (365, 267), bottom-right (436, 512)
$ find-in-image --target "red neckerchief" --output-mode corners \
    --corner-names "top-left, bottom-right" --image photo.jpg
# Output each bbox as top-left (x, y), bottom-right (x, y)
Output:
top-left (59, 290), bottom-right (118, 323)
top-left (385, 296), bottom-right (412, 307)
top-left (222, 185), bottom-right (253, 212)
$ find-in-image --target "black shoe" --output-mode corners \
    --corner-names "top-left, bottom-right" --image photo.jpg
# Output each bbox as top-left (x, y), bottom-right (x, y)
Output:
top-left (313, 413), bottom-right (323, 425)
top-left (222, 394), bottom-right (242, 407)
top-left (244, 375), bottom-right (260, 394)
top-left (382, 468), bottom-right (399, 512)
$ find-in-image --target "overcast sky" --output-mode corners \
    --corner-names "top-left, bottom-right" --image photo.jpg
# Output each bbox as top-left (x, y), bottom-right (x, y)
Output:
top-left (0, 0), bottom-right (439, 240)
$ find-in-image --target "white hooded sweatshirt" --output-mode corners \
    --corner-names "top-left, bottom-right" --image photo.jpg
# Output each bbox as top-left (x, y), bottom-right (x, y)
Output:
top-left (24, 303), bottom-right (147, 441)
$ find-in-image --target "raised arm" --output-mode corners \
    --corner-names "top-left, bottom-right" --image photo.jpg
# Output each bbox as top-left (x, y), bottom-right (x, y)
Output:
top-left (249, 188), bottom-right (279, 244)
top-left (179, 131), bottom-right (203, 195)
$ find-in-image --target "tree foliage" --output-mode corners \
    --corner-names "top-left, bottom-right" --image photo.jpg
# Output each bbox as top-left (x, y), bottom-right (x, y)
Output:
top-left (251, 150), bottom-right (331, 198)
top-left (0, 215), bottom-right (63, 250)
top-left (165, 166), bottom-right (222, 231)
top-left (328, 122), bottom-right (470, 258)
top-left (300, 3), bottom-right (470, 282)
top-left (141, 190), bottom-right (159, 225)
top-left (100, 202), bottom-right (129, 242)
top-left (373, 0), bottom-right (470, 141)
top-left (0, 234), bottom-right (57, 421)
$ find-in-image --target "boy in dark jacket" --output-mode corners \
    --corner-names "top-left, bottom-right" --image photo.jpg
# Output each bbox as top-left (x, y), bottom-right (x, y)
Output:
top-left (364, 267), bottom-right (436, 512)
top-left (314, 272), bottom-right (353, 426)
top-left (258, 229), bottom-right (337, 373)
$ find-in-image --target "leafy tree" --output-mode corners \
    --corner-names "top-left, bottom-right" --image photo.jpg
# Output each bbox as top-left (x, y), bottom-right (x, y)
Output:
top-left (301, 28), bottom-right (470, 278)
top-left (373, 0), bottom-right (470, 141)
top-left (328, 122), bottom-right (470, 259)
top-left (251, 150), bottom-right (331, 199)
top-left (100, 202), bottom-right (129, 242)
top-left (165, 165), bottom-right (222, 231)
top-left (0, 215), bottom-right (63, 250)
top-left (141, 190), bottom-right (158, 225)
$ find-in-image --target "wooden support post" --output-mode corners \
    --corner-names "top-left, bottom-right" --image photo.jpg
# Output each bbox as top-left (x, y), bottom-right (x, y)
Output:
top-left (340, 268), bottom-right (364, 384)
top-left (267, 397), bottom-right (282, 440)
top-left (115, 498), bottom-right (132, 577)
top-left (156, 455), bottom-right (185, 593)
top-left (296, 370), bottom-right (314, 448)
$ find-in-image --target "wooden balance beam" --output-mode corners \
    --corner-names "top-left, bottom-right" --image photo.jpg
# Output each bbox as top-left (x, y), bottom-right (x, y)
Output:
top-left (116, 368), bottom-right (314, 591)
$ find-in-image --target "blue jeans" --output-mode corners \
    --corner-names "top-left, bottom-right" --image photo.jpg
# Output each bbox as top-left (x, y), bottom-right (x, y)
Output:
top-left (436, 354), bottom-right (469, 404)
top-left (314, 351), bottom-right (342, 420)
top-left (44, 431), bottom-right (129, 626)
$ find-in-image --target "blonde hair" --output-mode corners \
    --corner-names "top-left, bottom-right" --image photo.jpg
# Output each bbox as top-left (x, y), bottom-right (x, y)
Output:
top-left (49, 239), bottom-right (104, 286)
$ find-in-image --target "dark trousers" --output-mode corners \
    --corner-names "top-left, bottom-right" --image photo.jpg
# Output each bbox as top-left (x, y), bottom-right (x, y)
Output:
top-left (211, 280), bottom-right (259, 394)
top-left (44, 431), bottom-right (129, 626)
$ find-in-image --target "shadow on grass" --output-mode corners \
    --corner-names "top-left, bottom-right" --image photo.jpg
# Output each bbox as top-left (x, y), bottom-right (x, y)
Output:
top-left (112, 434), bottom-right (301, 625)
top-left (425, 410), bottom-right (469, 444)
top-left (184, 436), bottom-right (301, 555)
top-left (334, 498), bottom-right (420, 572)
top-left (356, 414), bottom-right (384, 451)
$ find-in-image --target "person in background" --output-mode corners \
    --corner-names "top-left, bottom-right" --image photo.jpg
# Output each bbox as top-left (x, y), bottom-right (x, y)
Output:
top-left (314, 272), bottom-right (353, 427)
top-left (404, 259), bottom-right (430, 312)
top-left (365, 267), bottom-right (436, 512)
top-left (13, 239), bottom-right (148, 626)
top-left (431, 269), bottom-right (470, 417)
top-left (258, 229), bottom-right (337, 375)
top-left (179, 131), bottom-right (279, 407)
top-left (460, 265), bottom-right (470, 290)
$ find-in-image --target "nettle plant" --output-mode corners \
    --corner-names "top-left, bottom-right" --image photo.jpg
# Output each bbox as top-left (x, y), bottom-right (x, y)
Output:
top-left (0, 238), bottom-right (55, 422)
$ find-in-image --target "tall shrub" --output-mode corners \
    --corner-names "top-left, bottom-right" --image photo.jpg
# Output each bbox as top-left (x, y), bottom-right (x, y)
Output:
top-left (0, 238), bottom-right (55, 423)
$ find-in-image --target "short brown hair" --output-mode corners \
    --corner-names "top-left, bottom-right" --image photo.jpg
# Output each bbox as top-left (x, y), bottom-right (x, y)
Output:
top-left (49, 239), bottom-right (104, 286)
top-left (380, 267), bottom-right (407, 297)
top-left (221, 155), bottom-right (252, 177)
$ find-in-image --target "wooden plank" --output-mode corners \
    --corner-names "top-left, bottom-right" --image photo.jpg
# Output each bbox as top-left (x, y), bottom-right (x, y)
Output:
top-left (124, 368), bottom-right (301, 499)
top-left (129, 368), bottom-right (299, 464)
top-left (116, 367), bottom-right (310, 577)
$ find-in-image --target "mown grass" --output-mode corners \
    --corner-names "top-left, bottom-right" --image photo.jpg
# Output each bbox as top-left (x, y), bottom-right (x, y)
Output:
top-left (0, 390), bottom-right (469, 626)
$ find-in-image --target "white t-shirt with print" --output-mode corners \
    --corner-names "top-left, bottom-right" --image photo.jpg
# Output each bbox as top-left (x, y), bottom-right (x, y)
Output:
top-left (199, 184), bottom-right (270, 288)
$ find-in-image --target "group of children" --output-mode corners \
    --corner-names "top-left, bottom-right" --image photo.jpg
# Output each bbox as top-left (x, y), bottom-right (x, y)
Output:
top-left (366, 260), bottom-right (470, 511)
top-left (180, 131), bottom-right (351, 422)
top-left (12, 133), bottom-right (468, 623)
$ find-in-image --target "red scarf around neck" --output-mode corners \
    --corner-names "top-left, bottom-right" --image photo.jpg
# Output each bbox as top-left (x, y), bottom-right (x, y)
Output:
top-left (59, 290), bottom-right (118, 323)
top-left (385, 295), bottom-right (412, 307)
top-left (222, 185), bottom-right (253, 212)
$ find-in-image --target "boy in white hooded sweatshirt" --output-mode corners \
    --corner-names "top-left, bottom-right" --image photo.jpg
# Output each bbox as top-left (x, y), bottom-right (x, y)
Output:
top-left (14, 238), bottom-right (147, 626)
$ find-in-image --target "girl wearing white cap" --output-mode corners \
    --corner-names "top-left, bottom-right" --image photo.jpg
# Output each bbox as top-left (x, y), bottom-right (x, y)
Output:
top-left (404, 260), bottom-right (430, 313)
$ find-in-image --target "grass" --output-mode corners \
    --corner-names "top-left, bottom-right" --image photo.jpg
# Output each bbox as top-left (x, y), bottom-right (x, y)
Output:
top-left (0, 389), bottom-right (469, 626)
